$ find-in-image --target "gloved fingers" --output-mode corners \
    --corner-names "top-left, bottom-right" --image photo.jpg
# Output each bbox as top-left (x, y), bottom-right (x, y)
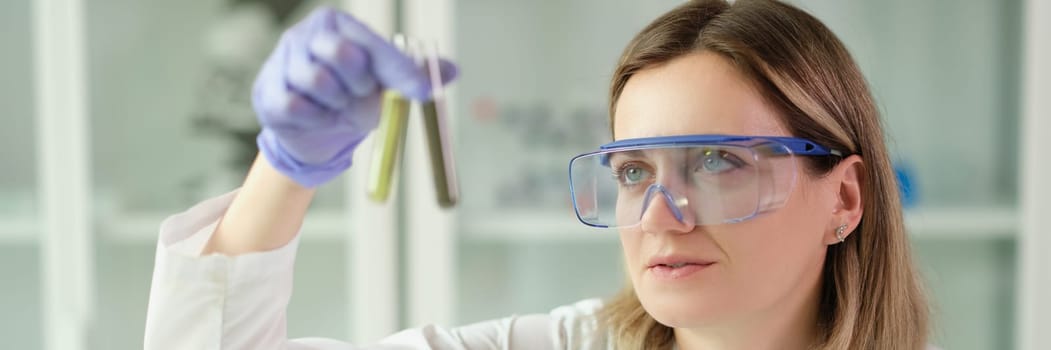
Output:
top-left (341, 92), bottom-right (383, 132)
top-left (408, 57), bottom-right (459, 101)
top-left (285, 35), bottom-right (351, 111)
top-left (253, 45), bottom-right (334, 130)
top-left (328, 10), bottom-right (433, 100)
top-left (431, 58), bottom-right (459, 92)
top-left (256, 6), bottom-right (462, 133)
top-left (309, 30), bottom-right (379, 98)
top-left (302, 7), bottom-right (460, 100)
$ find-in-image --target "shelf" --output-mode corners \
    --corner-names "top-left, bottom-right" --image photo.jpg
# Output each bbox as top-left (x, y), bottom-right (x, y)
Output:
top-left (100, 208), bottom-right (352, 243)
top-left (461, 210), bottom-right (616, 243)
top-left (904, 205), bottom-right (1017, 239)
top-left (94, 205), bottom-right (1018, 244)
top-left (461, 206), bottom-right (1019, 243)
top-left (0, 215), bottom-right (37, 244)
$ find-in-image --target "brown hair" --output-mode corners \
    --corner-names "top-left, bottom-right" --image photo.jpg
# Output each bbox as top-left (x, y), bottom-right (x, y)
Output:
top-left (600, 0), bottom-right (929, 349)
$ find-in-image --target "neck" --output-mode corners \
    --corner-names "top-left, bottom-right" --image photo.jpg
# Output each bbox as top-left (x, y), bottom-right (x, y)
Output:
top-left (673, 272), bottom-right (824, 350)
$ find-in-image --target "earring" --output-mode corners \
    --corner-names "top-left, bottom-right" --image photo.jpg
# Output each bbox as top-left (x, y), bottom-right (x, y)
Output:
top-left (835, 224), bottom-right (848, 243)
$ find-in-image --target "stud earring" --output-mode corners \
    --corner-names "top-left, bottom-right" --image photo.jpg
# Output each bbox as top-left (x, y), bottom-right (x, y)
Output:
top-left (835, 224), bottom-right (848, 243)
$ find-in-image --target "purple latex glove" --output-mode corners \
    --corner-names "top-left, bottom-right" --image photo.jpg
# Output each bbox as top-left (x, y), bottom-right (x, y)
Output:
top-left (254, 7), bottom-right (457, 187)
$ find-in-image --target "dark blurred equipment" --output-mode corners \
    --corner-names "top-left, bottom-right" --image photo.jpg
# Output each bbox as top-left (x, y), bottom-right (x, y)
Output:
top-left (190, 0), bottom-right (309, 172)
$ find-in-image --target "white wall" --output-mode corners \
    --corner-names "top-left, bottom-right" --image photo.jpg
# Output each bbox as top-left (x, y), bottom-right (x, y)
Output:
top-left (799, 0), bottom-right (1019, 207)
top-left (85, 0), bottom-right (231, 211)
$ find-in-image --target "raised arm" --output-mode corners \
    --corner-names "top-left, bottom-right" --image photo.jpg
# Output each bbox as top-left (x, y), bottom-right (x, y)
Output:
top-left (202, 6), bottom-right (454, 255)
top-left (202, 153), bottom-right (315, 255)
top-left (145, 7), bottom-right (457, 349)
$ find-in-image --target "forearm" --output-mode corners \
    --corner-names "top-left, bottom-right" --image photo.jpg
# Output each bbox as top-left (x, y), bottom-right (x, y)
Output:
top-left (202, 153), bottom-right (316, 255)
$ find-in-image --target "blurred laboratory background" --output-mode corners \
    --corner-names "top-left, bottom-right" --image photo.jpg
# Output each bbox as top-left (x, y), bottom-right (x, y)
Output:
top-left (3, 0), bottom-right (1050, 349)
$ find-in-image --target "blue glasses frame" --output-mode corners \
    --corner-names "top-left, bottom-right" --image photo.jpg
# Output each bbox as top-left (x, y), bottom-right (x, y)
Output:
top-left (597, 134), bottom-right (843, 156)
top-left (568, 134), bottom-right (845, 228)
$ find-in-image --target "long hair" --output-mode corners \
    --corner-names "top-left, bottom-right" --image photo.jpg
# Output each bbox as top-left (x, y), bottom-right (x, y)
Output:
top-left (600, 1), bottom-right (929, 349)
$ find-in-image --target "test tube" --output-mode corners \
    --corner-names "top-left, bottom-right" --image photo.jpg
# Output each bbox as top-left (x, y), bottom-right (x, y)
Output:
top-left (367, 34), bottom-right (411, 203)
top-left (420, 41), bottom-right (459, 208)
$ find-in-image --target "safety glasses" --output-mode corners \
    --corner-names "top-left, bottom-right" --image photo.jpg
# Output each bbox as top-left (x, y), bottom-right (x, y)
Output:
top-left (569, 135), bottom-right (843, 228)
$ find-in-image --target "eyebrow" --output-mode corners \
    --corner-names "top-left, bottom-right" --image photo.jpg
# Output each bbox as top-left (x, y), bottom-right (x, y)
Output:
top-left (606, 150), bottom-right (645, 165)
top-left (611, 149), bottom-right (644, 158)
top-left (607, 147), bottom-right (726, 170)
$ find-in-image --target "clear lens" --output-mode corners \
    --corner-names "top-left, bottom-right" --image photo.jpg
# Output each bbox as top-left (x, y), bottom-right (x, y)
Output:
top-left (570, 142), bottom-right (797, 228)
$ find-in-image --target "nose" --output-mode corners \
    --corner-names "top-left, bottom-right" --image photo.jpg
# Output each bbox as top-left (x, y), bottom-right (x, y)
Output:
top-left (639, 184), bottom-right (696, 234)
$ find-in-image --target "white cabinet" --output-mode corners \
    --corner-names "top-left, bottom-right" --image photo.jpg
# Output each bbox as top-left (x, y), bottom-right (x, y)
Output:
top-left (0, 10), bottom-right (39, 349)
top-left (15, 1), bottom-right (394, 349)
top-left (0, 0), bottom-right (41, 336)
top-left (79, 0), bottom-right (371, 347)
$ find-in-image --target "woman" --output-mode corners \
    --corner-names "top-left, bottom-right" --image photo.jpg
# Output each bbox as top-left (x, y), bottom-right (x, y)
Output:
top-left (144, 0), bottom-right (931, 349)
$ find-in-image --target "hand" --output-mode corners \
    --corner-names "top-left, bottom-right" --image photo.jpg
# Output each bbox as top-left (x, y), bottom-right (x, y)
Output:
top-left (253, 6), bottom-right (457, 187)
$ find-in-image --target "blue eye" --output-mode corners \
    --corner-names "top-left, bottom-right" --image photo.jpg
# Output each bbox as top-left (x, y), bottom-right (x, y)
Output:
top-left (698, 150), bottom-right (742, 174)
top-left (613, 163), bottom-right (652, 187)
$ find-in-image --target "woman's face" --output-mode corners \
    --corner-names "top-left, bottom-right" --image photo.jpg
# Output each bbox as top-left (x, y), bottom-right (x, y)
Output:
top-left (614, 51), bottom-right (839, 329)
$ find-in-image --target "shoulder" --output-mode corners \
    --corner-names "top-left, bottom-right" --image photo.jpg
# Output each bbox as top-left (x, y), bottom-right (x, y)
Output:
top-left (549, 298), bottom-right (605, 327)
top-left (360, 299), bottom-right (611, 350)
top-left (359, 299), bottom-right (611, 350)
top-left (546, 298), bottom-right (611, 350)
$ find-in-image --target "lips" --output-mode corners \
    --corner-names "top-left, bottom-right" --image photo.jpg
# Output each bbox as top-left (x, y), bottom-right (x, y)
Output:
top-left (645, 254), bottom-right (716, 280)
top-left (647, 255), bottom-right (716, 269)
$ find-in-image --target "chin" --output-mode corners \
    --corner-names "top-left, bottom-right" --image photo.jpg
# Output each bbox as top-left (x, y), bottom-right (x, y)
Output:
top-left (636, 284), bottom-right (733, 328)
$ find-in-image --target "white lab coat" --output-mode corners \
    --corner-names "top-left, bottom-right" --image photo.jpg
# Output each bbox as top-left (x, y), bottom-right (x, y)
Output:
top-left (143, 191), bottom-right (611, 350)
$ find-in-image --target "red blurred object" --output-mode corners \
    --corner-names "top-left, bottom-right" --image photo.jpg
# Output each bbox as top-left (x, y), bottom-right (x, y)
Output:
top-left (471, 96), bottom-right (498, 123)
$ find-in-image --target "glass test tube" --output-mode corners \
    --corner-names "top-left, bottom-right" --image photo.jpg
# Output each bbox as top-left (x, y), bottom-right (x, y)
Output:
top-left (367, 34), bottom-right (411, 203)
top-left (420, 41), bottom-right (459, 208)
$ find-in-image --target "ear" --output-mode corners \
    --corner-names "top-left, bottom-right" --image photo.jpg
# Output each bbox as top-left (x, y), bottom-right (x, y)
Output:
top-left (824, 155), bottom-right (865, 245)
